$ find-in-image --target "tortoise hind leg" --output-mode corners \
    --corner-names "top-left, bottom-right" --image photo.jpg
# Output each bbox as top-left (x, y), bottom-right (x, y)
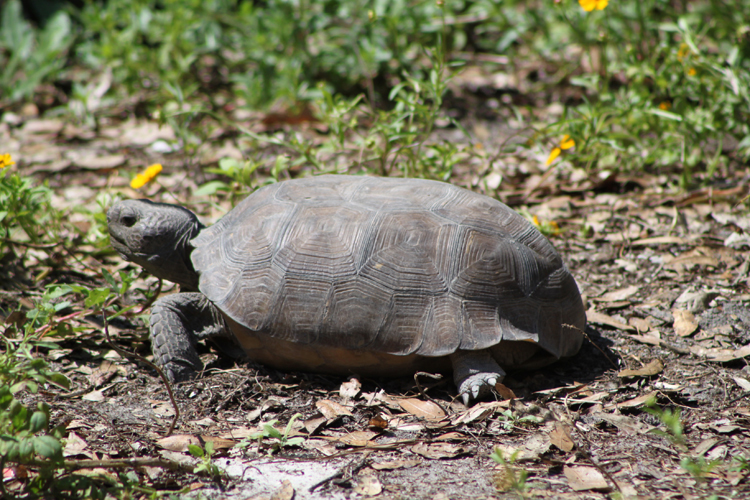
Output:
top-left (150, 292), bottom-right (229, 382)
top-left (449, 350), bottom-right (506, 405)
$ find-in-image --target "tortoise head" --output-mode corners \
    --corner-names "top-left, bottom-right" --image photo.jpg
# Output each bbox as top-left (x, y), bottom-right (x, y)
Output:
top-left (107, 199), bottom-right (205, 290)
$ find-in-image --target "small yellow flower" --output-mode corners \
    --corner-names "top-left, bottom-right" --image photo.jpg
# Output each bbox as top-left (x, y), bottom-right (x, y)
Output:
top-left (545, 135), bottom-right (575, 166)
top-left (579, 0), bottom-right (608, 12)
top-left (533, 215), bottom-right (561, 236)
top-left (677, 43), bottom-right (691, 61)
top-left (130, 163), bottom-right (163, 189)
top-left (659, 101), bottom-right (672, 111)
top-left (687, 67), bottom-right (697, 77)
top-left (0, 153), bottom-right (16, 169)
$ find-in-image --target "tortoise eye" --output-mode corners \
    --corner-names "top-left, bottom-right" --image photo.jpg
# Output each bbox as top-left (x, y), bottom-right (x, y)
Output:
top-left (121, 215), bottom-right (137, 227)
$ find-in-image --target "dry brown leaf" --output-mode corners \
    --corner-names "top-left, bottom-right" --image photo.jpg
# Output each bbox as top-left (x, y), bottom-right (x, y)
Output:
top-left (353, 475), bottom-right (382, 496)
top-left (564, 466), bottom-right (610, 491)
top-left (155, 435), bottom-right (201, 453)
top-left (88, 360), bottom-right (119, 387)
top-left (549, 422), bottom-right (575, 452)
top-left (631, 236), bottom-right (687, 246)
top-left (63, 431), bottom-right (93, 458)
top-left (303, 415), bottom-right (327, 435)
top-left (368, 414), bottom-right (388, 430)
top-left (586, 310), bottom-right (635, 331)
top-left (606, 391), bottom-right (657, 410)
top-left (434, 432), bottom-right (466, 442)
top-left (672, 309), bottom-right (699, 337)
top-left (451, 400), bottom-right (509, 425)
top-left (733, 376), bottom-right (750, 392)
top-left (628, 317), bottom-right (652, 333)
top-left (330, 430), bottom-right (378, 447)
top-left (697, 344), bottom-right (750, 362)
top-left (411, 442), bottom-right (470, 459)
top-left (339, 377), bottom-right (362, 400)
top-left (81, 390), bottom-right (105, 402)
top-left (398, 398), bottom-right (446, 420)
top-left (618, 359), bottom-right (664, 378)
top-left (76, 154), bottom-right (127, 170)
top-left (595, 285), bottom-right (639, 302)
top-left (270, 479), bottom-right (294, 500)
top-left (371, 458), bottom-right (422, 470)
top-left (316, 399), bottom-right (353, 420)
top-left (494, 382), bottom-right (517, 400)
top-left (628, 334), bottom-right (661, 346)
top-left (595, 413), bottom-right (653, 435)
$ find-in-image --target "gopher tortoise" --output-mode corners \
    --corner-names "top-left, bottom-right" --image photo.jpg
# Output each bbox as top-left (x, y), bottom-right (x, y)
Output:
top-left (107, 175), bottom-right (585, 403)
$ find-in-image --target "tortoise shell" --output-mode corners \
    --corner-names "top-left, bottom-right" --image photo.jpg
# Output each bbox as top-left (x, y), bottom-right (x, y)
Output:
top-left (190, 175), bottom-right (584, 375)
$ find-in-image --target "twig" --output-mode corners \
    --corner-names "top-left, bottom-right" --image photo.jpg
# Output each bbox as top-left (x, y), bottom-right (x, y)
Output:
top-left (308, 451), bottom-right (371, 492)
top-left (564, 323), bottom-right (619, 370)
top-left (101, 308), bottom-right (180, 436)
top-left (138, 278), bottom-right (162, 314)
top-left (11, 457), bottom-right (197, 474)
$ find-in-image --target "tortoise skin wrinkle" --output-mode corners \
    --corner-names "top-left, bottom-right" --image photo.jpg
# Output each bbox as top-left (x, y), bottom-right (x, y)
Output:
top-left (107, 175), bottom-right (586, 403)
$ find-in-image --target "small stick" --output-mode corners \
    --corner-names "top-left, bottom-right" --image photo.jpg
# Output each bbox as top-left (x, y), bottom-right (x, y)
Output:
top-left (102, 308), bottom-right (180, 436)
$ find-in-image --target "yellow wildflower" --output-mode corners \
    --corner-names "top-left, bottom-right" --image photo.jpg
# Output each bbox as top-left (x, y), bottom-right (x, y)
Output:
top-left (545, 135), bottom-right (575, 167)
top-left (687, 67), bottom-right (697, 77)
top-left (579, 0), bottom-right (608, 12)
top-left (677, 43), bottom-right (691, 61)
top-left (130, 163), bottom-right (163, 189)
top-left (0, 153), bottom-right (16, 169)
top-left (659, 101), bottom-right (672, 111)
top-left (533, 215), bottom-right (561, 236)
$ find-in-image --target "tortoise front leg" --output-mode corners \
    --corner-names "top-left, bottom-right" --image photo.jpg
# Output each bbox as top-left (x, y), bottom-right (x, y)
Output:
top-left (449, 350), bottom-right (506, 405)
top-left (150, 292), bottom-right (228, 382)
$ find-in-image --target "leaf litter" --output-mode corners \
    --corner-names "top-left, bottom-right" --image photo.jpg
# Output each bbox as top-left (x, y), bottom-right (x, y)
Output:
top-left (3, 81), bottom-right (750, 500)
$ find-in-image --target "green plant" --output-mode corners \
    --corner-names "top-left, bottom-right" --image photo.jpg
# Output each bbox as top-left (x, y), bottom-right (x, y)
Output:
top-left (645, 398), bottom-right (720, 480)
top-left (490, 447), bottom-right (528, 496)
top-left (188, 440), bottom-right (223, 479)
top-left (240, 413), bottom-right (305, 455)
top-left (0, 167), bottom-right (56, 245)
top-left (0, 332), bottom-right (69, 471)
top-left (0, 0), bottom-right (73, 101)
top-left (498, 409), bottom-right (543, 431)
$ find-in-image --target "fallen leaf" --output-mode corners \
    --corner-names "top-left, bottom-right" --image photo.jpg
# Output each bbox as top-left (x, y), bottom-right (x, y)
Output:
top-left (304, 415), bottom-right (327, 435)
top-left (586, 310), bottom-right (635, 331)
top-left (75, 154), bottom-right (126, 170)
top-left (549, 422), bottom-right (575, 452)
top-left (694, 438), bottom-right (721, 457)
top-left (564, 466), bottom-right (610, 491)
top-left (606, 391), bottom-right (657, 410)
top-left (632, 236), bottom-right (687, 246)
top-left (595, 285), bottom-right (639, 302)
top-left (316, 399), bottom-right (353, 420)
top-left (629, 334), bottom-right (661, 346)
top-left (595, 413), bottom-right (653, 435)
top-left (672, 309), bottom-right (699, 337)
top-left (411, 442), bottom-right (471, 459)
top-left (451, 400), bottom-right (509, 425)
top-left (618, 359), bottom-right (664, 378)
top-left (398, 398), bottom-right (446, 420)
top-left (368, 414), bottom-right (388, 430)
top-left (371, 458), bottom-right (422, 470)
top-left (270, 479), bottom-right (294, 500)
top-left (63, 431), bottom-right (93, 458)
top-left (733, 376), bottom-right (750, 392)
top-left (339, 377), bottom-right (362, 400)
top-left (494, 382), bottom-right (516, 400)
top-left (628, 317), bottom-right (652, 333)
top-left (353, 475), bottom-right (382, 496)
top-left (155, 435), bottom-right (201, 452)
top-left (492, 433), bottom-right (550, 461)
top-left (82, 390), bottom-right (105, 402)
top-left (690, 344), bottom-right (750, 362)
top-left (88, 360), bottom-right (119, 387)
top-left (329, 430), bottom-right (378, 447)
